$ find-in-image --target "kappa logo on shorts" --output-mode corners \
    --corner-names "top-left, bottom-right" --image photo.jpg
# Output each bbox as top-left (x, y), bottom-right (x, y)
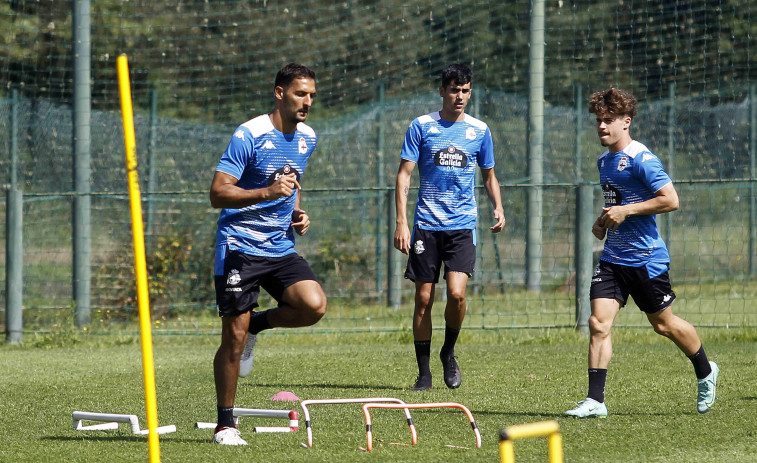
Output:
top-left (414, 240), bottom-right (425, 255)
top-left (227, 269), bottom-right (241, 286)
top-left (663, 294), bottom-right (672, 302)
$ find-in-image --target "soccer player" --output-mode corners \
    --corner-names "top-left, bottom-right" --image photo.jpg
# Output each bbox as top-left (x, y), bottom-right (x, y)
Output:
top-left (209, 63), bottom-right (327, 445)
top-left (394, 63), bottom-right (506, 391)
top-left (564, 87), bottom-right (718, 418)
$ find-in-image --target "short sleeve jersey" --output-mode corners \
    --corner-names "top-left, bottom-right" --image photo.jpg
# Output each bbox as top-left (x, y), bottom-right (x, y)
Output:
top-left (400, 112), bottom-right (495, 231)
top-left (598, 140), bottom-right (672, 266)
top-left (214, 114), bottom-right (317, 258)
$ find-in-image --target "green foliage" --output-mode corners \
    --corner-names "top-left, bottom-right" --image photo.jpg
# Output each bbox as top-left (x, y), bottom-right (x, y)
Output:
top-left (90, 225), bottom-right (213, 316)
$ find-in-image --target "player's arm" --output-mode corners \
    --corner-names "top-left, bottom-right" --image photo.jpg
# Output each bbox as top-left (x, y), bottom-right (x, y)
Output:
top-left (209, 170), bottom-right (300, 209)
top-left (599, 182), bottom-right (679, 231)
top-left (394, 159), bottom-right (415, 254)
top-left (480, 167), bottom-right (506, 233)
top-left (291, 186), bottom-right (310, 236)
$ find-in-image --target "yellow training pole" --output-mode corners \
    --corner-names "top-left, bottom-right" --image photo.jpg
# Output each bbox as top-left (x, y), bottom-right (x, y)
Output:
top-left (117, 54), bottom-right (161, 463)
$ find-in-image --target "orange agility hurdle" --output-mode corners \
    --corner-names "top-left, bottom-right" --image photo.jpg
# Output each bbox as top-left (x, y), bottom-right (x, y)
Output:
top-left (499, 420), bottom-right (563, 463)
top-left (300, 398), bottom-right (416, 448)
top-left (361, 402), bottom-right (481, 451)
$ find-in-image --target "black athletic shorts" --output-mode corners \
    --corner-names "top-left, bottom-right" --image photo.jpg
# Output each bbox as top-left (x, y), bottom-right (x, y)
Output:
top-left (590, 260), bottom-right (676, 313)
top-left (404, 226), bottom-right (476, 283)
top-left (214, 250), bottom-right (319, 317)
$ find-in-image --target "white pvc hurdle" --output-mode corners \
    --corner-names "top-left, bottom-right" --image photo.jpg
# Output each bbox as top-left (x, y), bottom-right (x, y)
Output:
top-left (300, 398), bottom-right (416, 448)
top-left (195, 407), bottom-right (299, 433)
top-left (361, 402), bottom-right (481, 451)
top-left (72, 411), bottom-right (177, 435)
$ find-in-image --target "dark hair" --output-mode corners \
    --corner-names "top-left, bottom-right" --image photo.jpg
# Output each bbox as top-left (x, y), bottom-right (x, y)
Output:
top-left (275, 63), bottom-right (316, 88)
top-left (589, 87), bottom-right (638, 119)
top-left (440, 63), bottom-right (472, 88)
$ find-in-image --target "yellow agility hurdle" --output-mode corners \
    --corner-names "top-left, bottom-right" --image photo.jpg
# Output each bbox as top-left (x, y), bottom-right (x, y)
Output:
top-left (499, 420), bottom-right (563, 463)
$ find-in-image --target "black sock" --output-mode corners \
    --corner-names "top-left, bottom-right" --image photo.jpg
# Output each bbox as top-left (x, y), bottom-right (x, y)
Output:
top-left (248, 310), bottom-right (272, 335)
top-left (440, 327), bottom-right (460, 358)
top-left (687, 345), bottom-right (712, 379)
top-left (587, 368), bottom-right (607, 403)
top-left (217, 406), bottom-right (235, 430)
top-left (414, 340), bottom-right (432, 377)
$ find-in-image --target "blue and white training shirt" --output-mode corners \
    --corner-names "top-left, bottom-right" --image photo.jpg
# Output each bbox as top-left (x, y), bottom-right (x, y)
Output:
top-left (214, 114), bottom-right (317, 262)
top-left (400, 111), bottom-right (495, 231)
top-left (598, 140), bottom-right (672, 267)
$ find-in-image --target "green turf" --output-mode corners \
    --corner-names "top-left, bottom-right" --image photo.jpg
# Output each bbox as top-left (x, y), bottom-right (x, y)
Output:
top-left (0, 328), bottom-right (754, 462)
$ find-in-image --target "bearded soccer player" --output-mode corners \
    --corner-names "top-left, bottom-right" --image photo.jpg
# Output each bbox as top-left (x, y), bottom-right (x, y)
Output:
top-left (564, 87), bottom-right (718, 418)
top-left (394, 63), bottom-right (506, 391)
top-left (209, 63), bottom-right (327, 445)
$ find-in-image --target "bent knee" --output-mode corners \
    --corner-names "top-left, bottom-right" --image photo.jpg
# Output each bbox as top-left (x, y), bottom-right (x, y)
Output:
top-left (651, 322), bottom-right (673, 338)
top-left (303, 295), bottom-right (327, 325)
top-left (588, 315), bottom-right (611, 337)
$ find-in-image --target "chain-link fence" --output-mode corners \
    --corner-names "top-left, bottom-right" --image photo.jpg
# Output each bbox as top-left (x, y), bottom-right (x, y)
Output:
top-left (1, 0), bottom-right (756, 335)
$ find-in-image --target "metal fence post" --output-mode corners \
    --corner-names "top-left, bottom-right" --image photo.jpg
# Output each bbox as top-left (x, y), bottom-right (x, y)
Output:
top-left (375, 83), bottom-right (386, 302)
top-left (574, 85), bottom-right (583, 183)
top-left (750, 84), bottom-right (756, 276)
top-left (146, 88), bottom-right (158, 248)
top-left (664, 82), bottom-right (675, 254)
top-left (72, 0), bottom-right (92, 327)
top-left (6, 187), bottom-right (23, 344)
top-left (575, 184), bottom-right (593, 334)
top-left (526, 0), bottom-right (545, 292)
top-left (387, 189), bottom-right (402, 309)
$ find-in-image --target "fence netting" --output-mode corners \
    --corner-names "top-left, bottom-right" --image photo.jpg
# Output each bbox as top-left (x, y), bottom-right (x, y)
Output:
top-left (0, 0), bottom-right (755, 334)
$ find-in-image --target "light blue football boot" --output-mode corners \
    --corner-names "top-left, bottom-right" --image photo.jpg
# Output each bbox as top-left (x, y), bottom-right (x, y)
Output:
top-left (564, 398), bottom-right (608, 418)
top-left (697, 361), bottom-right (719, 414)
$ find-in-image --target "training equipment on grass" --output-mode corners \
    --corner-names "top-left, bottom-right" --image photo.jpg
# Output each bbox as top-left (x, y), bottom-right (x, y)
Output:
top-left (499, 420), bottom-right (563, 463)
top-left (72, 411), bottom-right (177, 435)
top-left (270, 391), bottom-right (300, 401)
top-left (361, 402), bottom-right (481, 452)
top-left (195, 407), bottom-right (299, 433)
top-left (300, 397), bottom-right (416, 448)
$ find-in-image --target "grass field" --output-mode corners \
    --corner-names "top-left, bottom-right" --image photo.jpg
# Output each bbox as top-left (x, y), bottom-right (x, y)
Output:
top-left (1, 327), bottom-right (755, 462)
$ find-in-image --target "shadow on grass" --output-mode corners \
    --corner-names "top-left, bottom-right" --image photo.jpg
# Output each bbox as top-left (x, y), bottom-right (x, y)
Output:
top-left (249, 382), bottom-right (406, 391)
top-left (42, 435), bottom-right (209, 444)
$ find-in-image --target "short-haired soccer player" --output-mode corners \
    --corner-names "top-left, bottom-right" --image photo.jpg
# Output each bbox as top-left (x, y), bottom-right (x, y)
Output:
top-left (394, 63), bottom-right (506, 391)
top-left (564, 87), bottom-right (718, 418)
top-left (209, 63), bottom-right (327, 444)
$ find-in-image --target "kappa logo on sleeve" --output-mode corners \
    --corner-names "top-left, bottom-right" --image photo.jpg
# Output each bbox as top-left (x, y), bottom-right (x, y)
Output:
top-left (234, 130), bottom-right (245, 141)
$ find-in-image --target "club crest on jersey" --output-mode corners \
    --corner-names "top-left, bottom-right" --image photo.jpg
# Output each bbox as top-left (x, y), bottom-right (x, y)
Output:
top-left (617, 156), bottom-right (628, 171)
top-left (268, 164), bottom-right (301, 185)
top-left (298, 137), bottom-right (308, 154)
top-left (434, 145), bottom-right (467, 168)
top-left (414, 240), bottom-right (425, 255)
top-left (465, 127), bottom-right (477, 140)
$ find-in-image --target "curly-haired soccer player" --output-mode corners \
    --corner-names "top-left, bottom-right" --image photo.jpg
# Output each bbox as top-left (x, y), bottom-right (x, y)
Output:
top-left (564, 87), bottom-right (718, 418)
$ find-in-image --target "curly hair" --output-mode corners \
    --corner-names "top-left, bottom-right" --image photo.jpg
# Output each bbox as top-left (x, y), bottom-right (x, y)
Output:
top-left (589, 87), bottom-right (637, 119)
top-left (441, 63), bottom-right (472, 88)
